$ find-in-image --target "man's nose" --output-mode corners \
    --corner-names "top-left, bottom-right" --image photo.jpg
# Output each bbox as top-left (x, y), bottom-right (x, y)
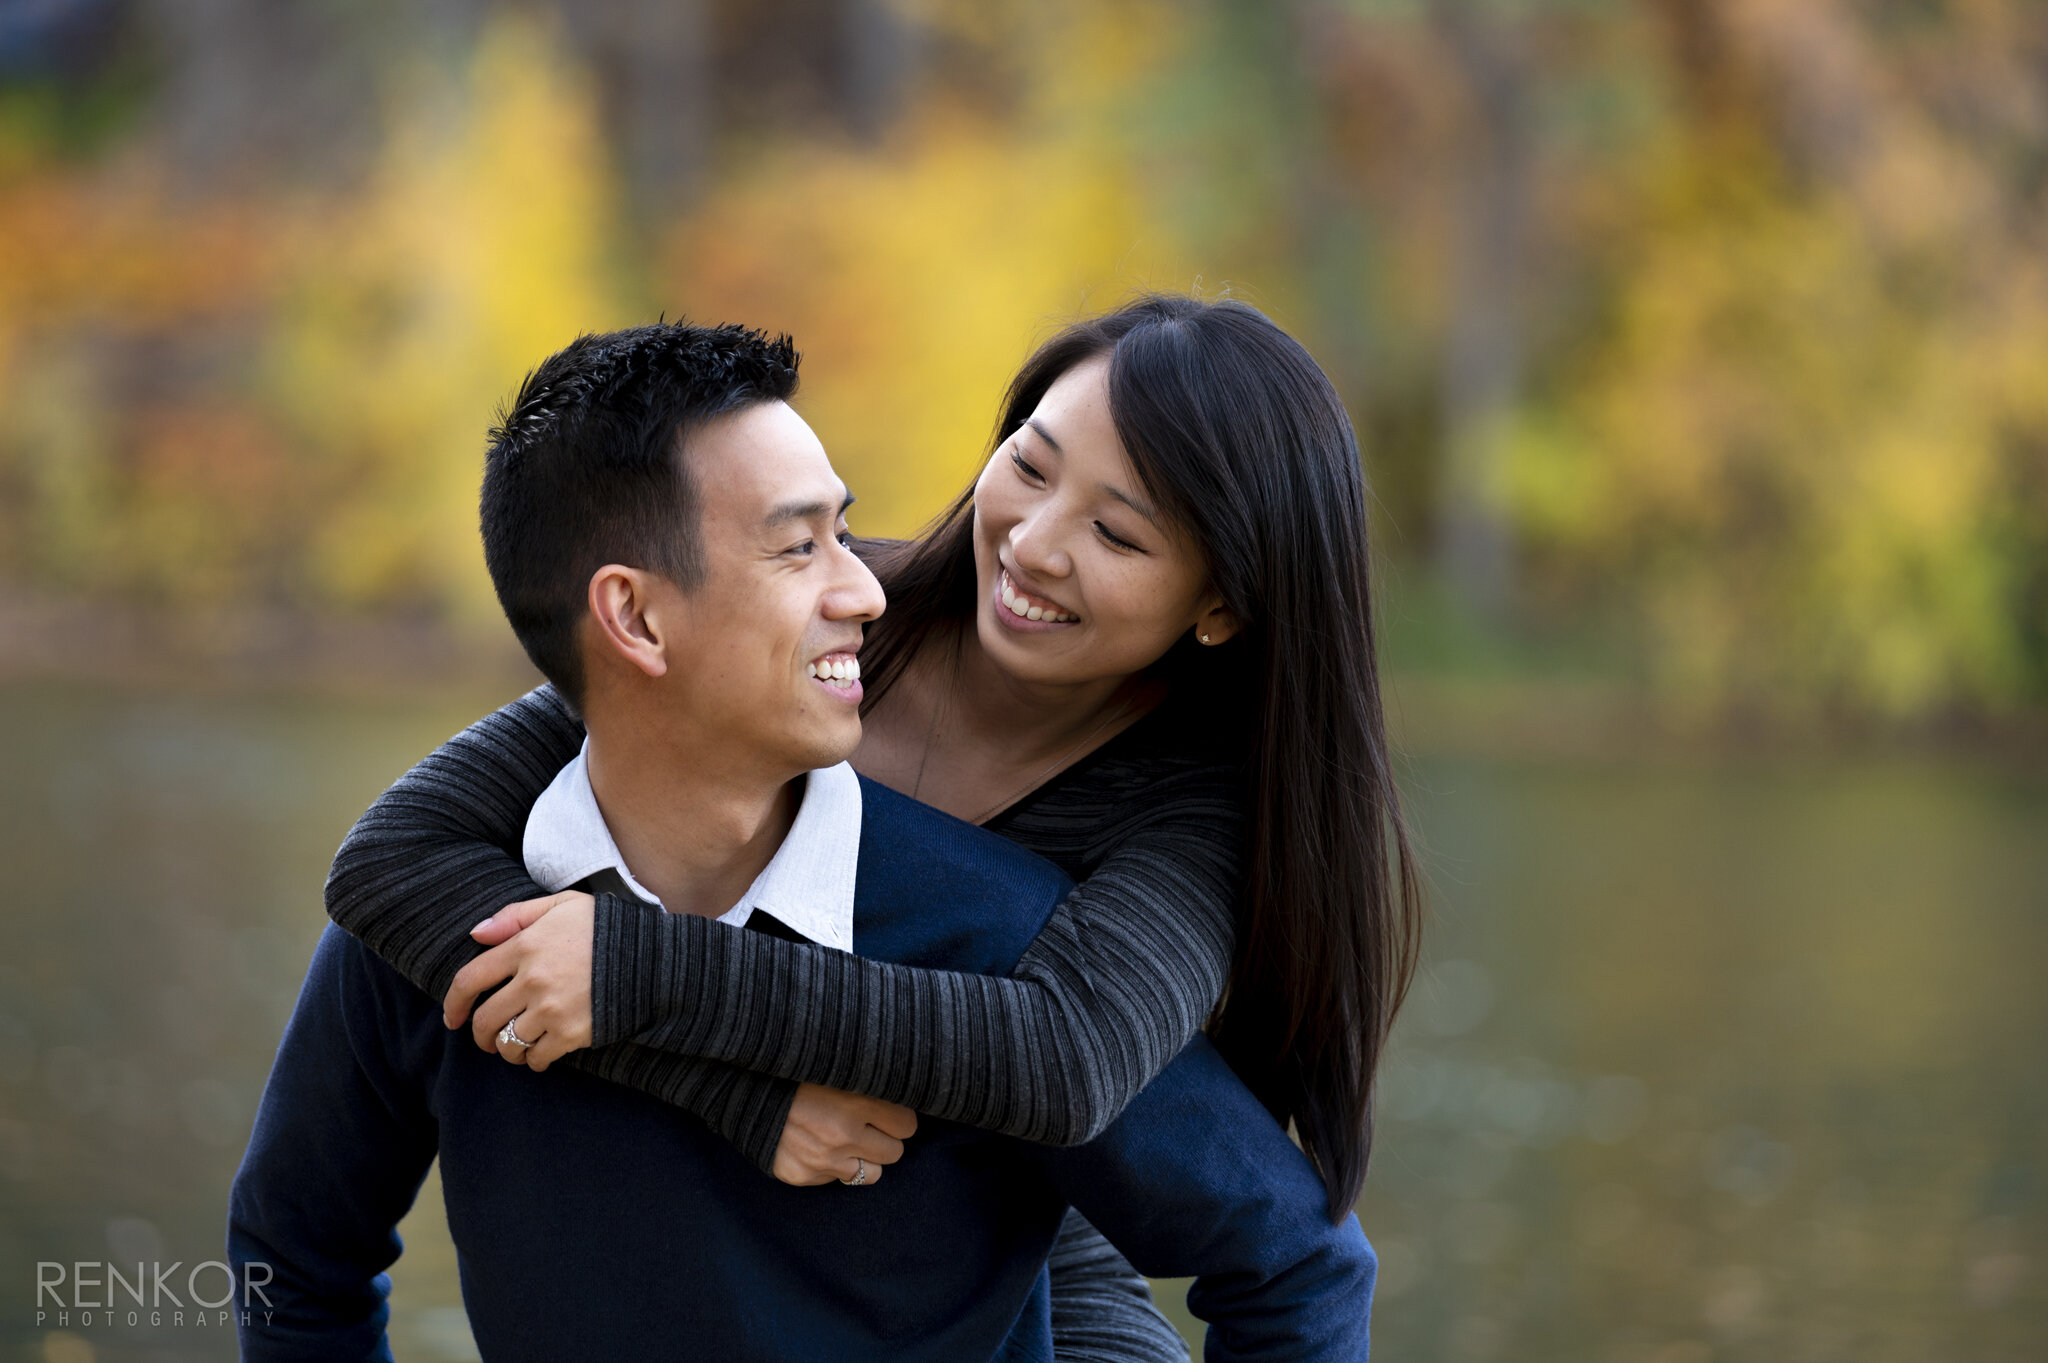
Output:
top-left (824, 545), bottom-right (886, 623)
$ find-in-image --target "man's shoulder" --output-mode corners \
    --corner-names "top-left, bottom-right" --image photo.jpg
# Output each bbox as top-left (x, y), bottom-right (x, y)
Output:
top-left (300, 923), bottom-right (449, 1044)
top-left (855, 776), bottom-right (1072, 890)
top-left (851, 776), bottom-right (1075, 974)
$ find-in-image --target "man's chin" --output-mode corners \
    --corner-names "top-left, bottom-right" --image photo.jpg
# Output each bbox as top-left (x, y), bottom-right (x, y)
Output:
top-left (791, 719), bottom-right (863, 772)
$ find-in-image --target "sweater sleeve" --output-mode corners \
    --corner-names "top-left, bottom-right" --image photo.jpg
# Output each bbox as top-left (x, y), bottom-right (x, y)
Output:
top-left (1047, 1210), bottom-right (1191, 1363)
top-left (328, 684), bottom-right (1244, 1154)
top-left (322, 684), bottom-right (800, 1171)
top-left (595, 758), bottom-right (1244, 1146)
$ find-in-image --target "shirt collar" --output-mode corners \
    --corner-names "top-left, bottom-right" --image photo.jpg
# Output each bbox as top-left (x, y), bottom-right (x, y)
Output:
top-left (521, 740), bottom-right (860, 951)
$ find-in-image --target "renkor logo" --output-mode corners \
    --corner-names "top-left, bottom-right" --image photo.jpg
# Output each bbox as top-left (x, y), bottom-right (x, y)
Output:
top-left (35, 1261), bottom-right (275, 1331)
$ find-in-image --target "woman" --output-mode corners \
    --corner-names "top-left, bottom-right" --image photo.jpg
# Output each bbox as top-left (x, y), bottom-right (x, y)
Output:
top-left (328, 294), bottom-right (1420, 1355)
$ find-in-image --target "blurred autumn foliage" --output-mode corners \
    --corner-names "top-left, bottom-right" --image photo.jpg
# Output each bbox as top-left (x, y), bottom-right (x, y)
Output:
top-left (0, 0), bottom-right (2043, 722)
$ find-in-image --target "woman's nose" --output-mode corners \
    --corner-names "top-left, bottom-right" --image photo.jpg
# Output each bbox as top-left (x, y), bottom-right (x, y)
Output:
top-left (1008, 510), bottom-right (1073, 580)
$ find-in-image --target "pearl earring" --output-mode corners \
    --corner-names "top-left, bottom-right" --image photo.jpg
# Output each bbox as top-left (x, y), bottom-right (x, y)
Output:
top-left (1200, 633), bottom-right (1212, 644)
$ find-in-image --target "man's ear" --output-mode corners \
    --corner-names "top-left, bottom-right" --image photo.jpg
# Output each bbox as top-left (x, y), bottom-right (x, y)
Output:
top-left (588, 565), bottom-right (673, 680)
top-left (1192, 594), bottom-right (1242, 648)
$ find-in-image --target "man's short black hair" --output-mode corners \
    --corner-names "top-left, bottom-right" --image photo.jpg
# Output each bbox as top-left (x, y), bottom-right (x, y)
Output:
top-left (480, 321), bottom-right (800, 705)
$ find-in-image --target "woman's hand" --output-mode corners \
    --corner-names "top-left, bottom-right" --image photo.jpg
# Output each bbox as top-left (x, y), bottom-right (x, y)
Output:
top-left (444, 891), bottom-right (596, 1072)
top-left (772, 1084), bottom-right (919, 1187)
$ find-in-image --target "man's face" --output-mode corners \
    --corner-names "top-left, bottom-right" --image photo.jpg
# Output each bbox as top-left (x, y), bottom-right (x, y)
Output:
top-left (650, 401), bottom-right (882, 774)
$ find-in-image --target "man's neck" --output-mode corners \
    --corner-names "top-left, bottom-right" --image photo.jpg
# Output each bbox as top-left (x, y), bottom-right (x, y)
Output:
top-left (582, 718), bottom-right (801, 919)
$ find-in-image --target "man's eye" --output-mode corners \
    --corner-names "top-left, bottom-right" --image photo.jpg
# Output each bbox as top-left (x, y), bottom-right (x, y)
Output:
top-left (789, 540), bottom-right (816, 556)
top-left (1010, 450), bottom-right (1043, 482)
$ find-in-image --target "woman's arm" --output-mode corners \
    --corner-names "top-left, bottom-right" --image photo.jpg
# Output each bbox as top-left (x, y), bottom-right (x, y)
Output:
top-left (324, 685), bottom-right (813, 1170)
top-left (324, 685), bottom-right (586, 1001)
top-left (594, 758), bottom-right (1243, 1146)
top-left (1048, 1210), bottom-right (1190, 1363)
top-left (329, 684), bottom-right (1243, 1154)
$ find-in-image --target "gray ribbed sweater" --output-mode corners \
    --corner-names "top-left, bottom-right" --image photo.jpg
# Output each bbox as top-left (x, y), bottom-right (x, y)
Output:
top-left (323, 684), bottom-right (1245, 1166)
top-left (324, 684), bottom-right (1242, 1363)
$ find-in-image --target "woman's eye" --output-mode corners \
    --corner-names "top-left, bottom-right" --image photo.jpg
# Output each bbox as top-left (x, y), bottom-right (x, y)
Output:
top-left (1010, 449), bottom-right (1043, 482)
top-left (836, 531), bottom-right (855, 548)
top-left (1094, 522), bottom-right (1140, 552)
top-left (789, 540), bottom-right (816, 556)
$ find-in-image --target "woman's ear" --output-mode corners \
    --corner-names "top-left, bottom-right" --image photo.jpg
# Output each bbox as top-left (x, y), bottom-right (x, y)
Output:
top-left (1192, 596), bottom-right (1242, 647)
top-left (588, 565), bottom-right (671, 680)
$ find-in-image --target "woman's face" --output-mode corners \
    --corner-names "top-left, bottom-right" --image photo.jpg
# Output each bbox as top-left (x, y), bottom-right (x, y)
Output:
top-left (970, 355), bottom-right (1223, 690)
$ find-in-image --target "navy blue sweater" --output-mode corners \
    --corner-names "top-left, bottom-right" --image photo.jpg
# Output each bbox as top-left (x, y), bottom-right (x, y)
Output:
top-left (230, 778), bottom-right (1374, 1361)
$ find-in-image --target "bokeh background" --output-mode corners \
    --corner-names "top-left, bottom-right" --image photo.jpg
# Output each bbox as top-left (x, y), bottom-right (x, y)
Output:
top-left (1, 1), bottom-right (2043, 1360)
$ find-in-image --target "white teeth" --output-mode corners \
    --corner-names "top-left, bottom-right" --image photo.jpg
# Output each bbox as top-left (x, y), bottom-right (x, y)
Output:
top-left (1002, 571), bottom-right (1077, 623)
top-left (810, 657), bottom-right (861, 683)
top-left (807, 663), bottom-right (818, 678)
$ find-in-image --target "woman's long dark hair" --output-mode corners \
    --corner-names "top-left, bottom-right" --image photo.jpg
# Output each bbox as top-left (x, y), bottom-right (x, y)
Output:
top-left (859, 294), bottom-right (1421, 1220)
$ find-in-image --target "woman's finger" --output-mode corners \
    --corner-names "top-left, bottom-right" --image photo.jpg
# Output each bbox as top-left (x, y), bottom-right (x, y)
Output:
top-left (856, 1099), bottom-right (918, 1142)
top-left (840, 1154), bottom-right (883, 1188)
top-left (522, 1021), bottom-right (569, 1072)
top-left (492, 1012), bottom-right (543, 1066)
top-left (469, 892), bottom-right (573, 946)
top-left (470, 980), bottom-right (531, 1054)
top-left (498, 1017), bottom-right (542, 1066)
top-left (853, 1128), bottom-right (906, 1168)
top-left (444, 941), bottom-right (519, 1028)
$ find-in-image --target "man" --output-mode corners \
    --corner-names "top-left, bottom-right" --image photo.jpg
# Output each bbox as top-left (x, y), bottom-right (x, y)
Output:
top-left (229, 322), bottom-right (1374, 1360)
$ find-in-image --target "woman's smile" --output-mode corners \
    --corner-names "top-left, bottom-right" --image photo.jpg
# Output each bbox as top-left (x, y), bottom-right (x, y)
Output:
top-left (993, 567), bottom-right (1081, 631)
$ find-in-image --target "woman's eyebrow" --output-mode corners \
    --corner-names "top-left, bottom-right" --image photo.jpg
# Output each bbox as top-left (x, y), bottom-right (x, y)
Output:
top-left (1022, 415), bottom-right (1155, 522)
top-left (1023, 417), bottom-right (1062, 453)
top-left (1100, 483), bottom-right (1159, 525)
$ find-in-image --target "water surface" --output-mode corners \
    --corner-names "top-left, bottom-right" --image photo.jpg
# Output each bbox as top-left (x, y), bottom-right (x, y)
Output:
top-left (1, 685), bottom-right (2040, 1361)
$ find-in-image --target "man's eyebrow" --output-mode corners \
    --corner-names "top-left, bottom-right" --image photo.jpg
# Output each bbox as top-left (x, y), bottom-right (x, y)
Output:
top-left (1100, 483), bottom-right (1159, 526)
top-left (763, 492), bottom-right (856, 530)
top-left (1022, 418), bottom-right (1062, 453)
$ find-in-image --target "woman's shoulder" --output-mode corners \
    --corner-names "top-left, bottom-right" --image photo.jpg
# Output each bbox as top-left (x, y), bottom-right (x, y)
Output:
top-left (996, 708), bottom-right (1247, 846)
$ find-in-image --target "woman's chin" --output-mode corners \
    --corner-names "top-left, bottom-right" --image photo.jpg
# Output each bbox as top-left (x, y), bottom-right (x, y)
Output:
top-left (977, 610), bottom-right (1092, 685)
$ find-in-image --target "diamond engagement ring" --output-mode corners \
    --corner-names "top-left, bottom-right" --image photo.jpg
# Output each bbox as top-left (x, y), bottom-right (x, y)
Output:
top-left (497, 1017), bottom-right (532, 1051)
top-left (839, 1158), bottom-right (868, 1187)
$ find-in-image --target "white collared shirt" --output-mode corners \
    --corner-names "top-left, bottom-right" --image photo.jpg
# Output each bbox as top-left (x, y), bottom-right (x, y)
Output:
top-left (522, 740), bottom-right (860, 950)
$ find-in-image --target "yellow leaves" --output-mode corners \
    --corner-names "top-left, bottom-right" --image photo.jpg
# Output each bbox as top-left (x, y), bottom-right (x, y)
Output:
top-left (113, 405), bottom-right (296, 605)
top-left (0, 10), bottom-right (627, 619)
top-left (0, 0), bottom-right (2041, 722)
top-left (652, 1), bottom-right (1196, 538)
top-left (0, 3), bottom-right (1200, 618)
top-left (1500, 414), bottom-right (1613, 547)
top-left (1505, 130), bottom-right (2046, 717)
top-left (266, 10), bottom-right (628, 618)
top-left (666, 103), bottom-right (1187, 538)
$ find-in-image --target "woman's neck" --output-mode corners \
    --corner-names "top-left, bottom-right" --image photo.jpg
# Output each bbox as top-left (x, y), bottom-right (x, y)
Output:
top-left (944, 626), bottom-right (1148, 762)
top-left (856, 619), bottom-right (1161, 825)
